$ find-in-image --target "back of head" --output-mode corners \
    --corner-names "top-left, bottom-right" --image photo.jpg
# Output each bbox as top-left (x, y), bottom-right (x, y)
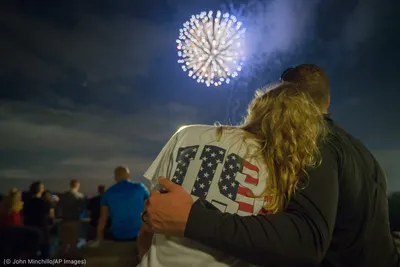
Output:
top-left (69, 179), bottom-right (80, 190)
top-left (114, 166), bottom-right (130, 182)
top-left (98, 185), bottom-right (106, 195)
top-left (280, 64), bottom-right (330, 112)
top-left (241, 82), bottom-right (328, 213)
top-left (29, 181), bottom-right (43, 196)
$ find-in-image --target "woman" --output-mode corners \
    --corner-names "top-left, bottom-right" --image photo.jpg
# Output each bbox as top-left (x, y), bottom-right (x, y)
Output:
top-left (0, 188), bottom-right (24, 227)
top-left (138, 82), bottom-right (328, 267)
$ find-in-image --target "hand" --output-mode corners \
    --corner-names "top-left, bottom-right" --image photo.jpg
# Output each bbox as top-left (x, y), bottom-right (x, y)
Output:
top-left (142, 177), bottom-right (194, 236)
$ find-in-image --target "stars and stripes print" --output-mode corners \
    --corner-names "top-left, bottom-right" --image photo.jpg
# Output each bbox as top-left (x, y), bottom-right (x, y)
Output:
top-left (169, 144), bottom-right (264, 215)
top-left (191, 145), bottom-right (226, 199)
top-left (171, 145), bottom-right (199, 186)
top-left (218, 154), bottom-right (260, 215)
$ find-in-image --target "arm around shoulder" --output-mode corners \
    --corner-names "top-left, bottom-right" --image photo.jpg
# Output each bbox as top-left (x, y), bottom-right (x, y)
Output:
top-left (184, 144), bottom-right (340, 266)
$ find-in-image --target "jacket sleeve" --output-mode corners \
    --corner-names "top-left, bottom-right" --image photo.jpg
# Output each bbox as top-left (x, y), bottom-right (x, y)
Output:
top-left (184, 144), bottom-right (339, 267)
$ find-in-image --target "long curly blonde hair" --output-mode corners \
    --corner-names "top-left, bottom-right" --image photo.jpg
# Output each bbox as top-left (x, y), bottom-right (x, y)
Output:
top-left (3, 188), bottom-right (24, 214)
top-left (221, 82), bottom-right (328, 213)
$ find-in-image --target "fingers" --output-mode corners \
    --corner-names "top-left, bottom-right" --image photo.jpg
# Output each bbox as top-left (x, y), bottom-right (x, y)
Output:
top-left (141, 210), bottom-right (156, 233)
top-left (158, 177), bottom-right (179, 192)
top-left (145, 190), bottom-right (160, 208)
top-left (143, 193), bottom-right (157, 223)
top-left (141, 211), bottom-right (148, 223)
top-left (150, 190), bottom-right (161, 197)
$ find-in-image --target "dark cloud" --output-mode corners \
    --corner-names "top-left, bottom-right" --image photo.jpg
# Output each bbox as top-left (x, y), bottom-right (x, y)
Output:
top-left (0, 8), bottom-right (170, 84)
top-left (0, 101), bottom-right (198, 191)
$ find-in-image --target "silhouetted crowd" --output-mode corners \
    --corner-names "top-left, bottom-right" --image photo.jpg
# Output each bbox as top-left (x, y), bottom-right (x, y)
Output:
top-left (0, 166), bottom-right (148, 266)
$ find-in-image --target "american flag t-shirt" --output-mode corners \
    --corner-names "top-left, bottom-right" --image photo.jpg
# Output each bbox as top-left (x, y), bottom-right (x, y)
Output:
top-left (141, 125), bottom-right (269, 267)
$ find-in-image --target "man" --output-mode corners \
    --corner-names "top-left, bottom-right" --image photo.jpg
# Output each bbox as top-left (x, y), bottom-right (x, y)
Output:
top-left (23, 181), bottom-right (54, 258)
top-left (142, 64), bottom-right (399, 267)
top-left (97, 166), bottom-right (149, 241)
top-left (58, 179), bottom-right (85, 258)
top-left (86, 185), bottom-right (110, 240)
top-left (90, 167), bottom-right (148, 266)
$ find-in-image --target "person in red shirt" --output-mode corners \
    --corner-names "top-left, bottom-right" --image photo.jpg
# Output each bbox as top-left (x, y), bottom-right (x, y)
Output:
top-left (0, 188), bottom-right (23, 227)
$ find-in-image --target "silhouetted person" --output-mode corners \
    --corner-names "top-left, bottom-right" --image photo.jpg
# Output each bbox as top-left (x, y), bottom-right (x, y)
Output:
top-left (0, 188), bottom-right (23, 227)
top-left (22, 191), bottom-right (30, 203)
top-left (88, 167), bottom-right (147, 266)
top-left (58, 179), bottom-right (85, 258)
top-left (97, 167), bottom-right (149, 241)
top-left (23, 181), bottom-right (53, 258)
top-left (86, 185), bottom-right (110, 240)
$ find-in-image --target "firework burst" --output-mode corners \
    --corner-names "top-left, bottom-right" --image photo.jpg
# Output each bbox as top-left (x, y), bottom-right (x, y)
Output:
top-left (176, 11), bottom-right (246, 87)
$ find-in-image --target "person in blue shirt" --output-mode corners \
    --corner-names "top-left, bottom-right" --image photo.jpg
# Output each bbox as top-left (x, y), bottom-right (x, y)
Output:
top-left (97, 166), bottom-right (149, 241)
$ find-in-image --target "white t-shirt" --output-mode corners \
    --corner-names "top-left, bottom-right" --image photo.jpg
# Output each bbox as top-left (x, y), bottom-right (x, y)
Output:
top-left (139, 125), bottom-right (269, 267)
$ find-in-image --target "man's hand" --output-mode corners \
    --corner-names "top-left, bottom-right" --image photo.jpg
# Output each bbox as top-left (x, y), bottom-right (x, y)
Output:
top-left (142, 177), bottom-right (193, 236)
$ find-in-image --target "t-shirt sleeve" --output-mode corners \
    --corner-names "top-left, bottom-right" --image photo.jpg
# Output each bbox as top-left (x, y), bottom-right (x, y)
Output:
top-left (141, 183), bottom-right (150, 200)
top-left (143, 131), bottom-right (180, 189)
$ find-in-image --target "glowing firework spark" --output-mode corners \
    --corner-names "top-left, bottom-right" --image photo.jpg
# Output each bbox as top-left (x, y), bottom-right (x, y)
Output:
top-left (176, 11), bottom-right (246, 87)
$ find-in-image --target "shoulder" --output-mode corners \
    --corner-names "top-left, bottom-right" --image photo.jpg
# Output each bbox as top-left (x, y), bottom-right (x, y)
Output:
top-left (136, 182), bottom-right (149, 191)
top-left (126, 181), bottom-right (148, 191)
top-left (127, 180), bottom-right (141, 188)
top-left (176, 124), bottom-right (216, 136)
top-left (104, 184), bottom-right (116, 194)
top-left (175, 125), bottom-right (221, 144)
top-left (326, 118), bottom-right (373, 162)
top-left (104, 183), bottom-right (120, 196)
top-left (319, 140), bottom-right (340, 167)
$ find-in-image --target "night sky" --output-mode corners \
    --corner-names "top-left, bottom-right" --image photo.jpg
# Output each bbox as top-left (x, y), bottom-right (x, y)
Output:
top-left (0, 0), bottom-right (399, 194)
